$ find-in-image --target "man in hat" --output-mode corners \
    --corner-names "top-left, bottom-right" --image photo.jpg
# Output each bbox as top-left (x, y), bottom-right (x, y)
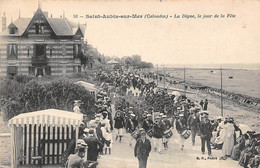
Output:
top-left (134, 131), bottom-right (151, 168)
top-left (142, 114), bottom-right (153, 133)
top-left (114, 111), bottom-right (125, 142)
top-left (162, 115), bottom-right (171, 149)
top-left (176, 113), bottom-right (187, 150)
top-left (83, 128), bottom-right (103, 165)
top-left (203, 99), bottom-right (208, 110)
top-left (127, 113), bottom-right (138, 146)
top-left (95, 121), bottom-right (105, 155)
top-left (67, 146), bottom-right (86, 168)
top-left (187, 110), bottom-right (199, 146)
top-left (199, 112), bottom-right (214, 156)
top-left (152, 116), bottom-right (164, 154)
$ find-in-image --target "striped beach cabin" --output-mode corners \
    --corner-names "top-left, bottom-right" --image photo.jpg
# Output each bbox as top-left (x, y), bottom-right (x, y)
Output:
top-left (8, 109), bottom-right (83, 167)
top-left (0, 6), bottom-right (86, 77)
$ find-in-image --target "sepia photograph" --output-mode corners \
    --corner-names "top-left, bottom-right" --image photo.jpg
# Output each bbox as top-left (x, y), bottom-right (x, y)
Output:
top-left (0, 0), bottom-right (260, 168)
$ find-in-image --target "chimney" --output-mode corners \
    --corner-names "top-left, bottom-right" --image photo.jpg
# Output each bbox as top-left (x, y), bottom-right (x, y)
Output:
top-left (2, 12), bottom-right (6, 32)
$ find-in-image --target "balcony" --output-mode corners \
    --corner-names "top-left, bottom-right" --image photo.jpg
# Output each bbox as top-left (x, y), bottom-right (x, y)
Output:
top-left (32, 56), bottom-right (48, 66)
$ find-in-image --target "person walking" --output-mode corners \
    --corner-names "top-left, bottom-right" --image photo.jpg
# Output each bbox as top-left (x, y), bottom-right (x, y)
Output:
top-left (162, 115), bottom-right (171, 149)
top-left (114, 111), bottom-right (125, 142)
top-left (199, 112), bottom-right (214, 156)
top-left (203, 99), bottom-right (208, 110)
top-left (222, 118), bottom-right (235, 158)
top-left (83, 128), bottom-right (103, 167)
top-left (126, 113), bottom-right (138, 146)
top-left (187, 110), bottom-right (199, 146)
top-left (199, 100), bottom-right (204, 108)
top-left (134, 131), bottom-right (151, 168)
top-left (176, 113), bottom-right (187, 150)
top-left (152, 116), bottom-right (164, 154)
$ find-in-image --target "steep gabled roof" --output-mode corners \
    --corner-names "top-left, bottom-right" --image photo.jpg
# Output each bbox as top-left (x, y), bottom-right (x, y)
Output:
top-left (1, 8), bottom-right (86, 37)
top-left (8, 22), bottom-right (17, 29)
top-left (48, 18), bottom-right (86, 37)
top-left (22, 8), bottom-right (55, 36)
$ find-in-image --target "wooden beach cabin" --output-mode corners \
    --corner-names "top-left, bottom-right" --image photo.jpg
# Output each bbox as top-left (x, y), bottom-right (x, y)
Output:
top-left (8, 109), bottom-right (83, 168)
top-left (76, 81), bottom-right (99, 101)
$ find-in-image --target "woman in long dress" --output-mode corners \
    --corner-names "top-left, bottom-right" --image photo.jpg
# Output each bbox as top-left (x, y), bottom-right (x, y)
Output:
top-left (222, 119), bottom-right (235, 158)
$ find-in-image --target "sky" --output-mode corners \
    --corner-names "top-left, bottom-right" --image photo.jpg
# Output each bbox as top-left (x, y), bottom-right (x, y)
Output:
top-left (0, 0), bottom-right (260, 66)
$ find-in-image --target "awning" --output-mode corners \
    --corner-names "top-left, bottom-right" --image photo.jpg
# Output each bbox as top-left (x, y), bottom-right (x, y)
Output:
top-left (76, 81), bottom-right (98, 92)
top-left (8, 109), bottom-right (83, 127)
top-left (107, 60), bottom-right (119, 64)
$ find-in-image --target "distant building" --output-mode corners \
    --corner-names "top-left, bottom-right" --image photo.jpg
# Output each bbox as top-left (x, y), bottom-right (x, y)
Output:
top-left (132, 54), bottom-right (141, 64)
top-left (0, 6), bottom-right (86, 77)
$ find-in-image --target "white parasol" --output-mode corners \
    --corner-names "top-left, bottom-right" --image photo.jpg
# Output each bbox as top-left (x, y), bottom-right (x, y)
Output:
top-left (238, 124), bottom-right (253, 134)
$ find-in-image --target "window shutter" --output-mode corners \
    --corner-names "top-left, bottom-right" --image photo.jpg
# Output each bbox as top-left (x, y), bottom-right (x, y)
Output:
top-left (33, 45), bottom-right (36, 57)
top-left (78, 44), bottom-right (81, 53)
top-left (29, 67), bottom-right (35, 75)
top-left (73, 44), bottom-right (76, 58)
top-left (7, 44), bottom-right (10, 59)
top-left (44, 44), bottom-right (46, 56)
top-left (15, 44), bottom-right (18, 59)
top-left (45, 66), bottom-right (51, 75)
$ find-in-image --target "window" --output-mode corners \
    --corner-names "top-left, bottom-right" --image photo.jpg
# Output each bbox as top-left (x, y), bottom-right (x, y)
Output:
top-left (78, 44), bottom-right (81, 53)
top-left (7, 44), bottom-right (18, 59)
top-left (73, 44), bottom-right (81, 58)
top-left (7, 66), bottom-right (18, 77)
top-left (40, 25), bottom-right (44, 34)
top-left (61, 44), bottom-right (66, 56)
top-left (27, 48), bottom-right (30, 57)
top-left (35, 24), bottom-right (39, 34)
top-left (73, 44), bottom-right (78, 58)
top-left (50, 48), bottom-right (52, 57)
top-left (78, 66), bottom-right (81, 72)
top-left (35, 44), bottom-right (45, 57)
top-left (35, 24), bottom-right (44, 34)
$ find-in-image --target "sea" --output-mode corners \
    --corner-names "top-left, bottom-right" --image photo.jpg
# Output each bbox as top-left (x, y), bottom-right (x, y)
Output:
top-left (156, 63), bottom-right (260, 99)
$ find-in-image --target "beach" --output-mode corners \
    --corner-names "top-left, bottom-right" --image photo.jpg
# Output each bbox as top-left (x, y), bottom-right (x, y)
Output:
top-left (166, 67), bottom-right (260, 99)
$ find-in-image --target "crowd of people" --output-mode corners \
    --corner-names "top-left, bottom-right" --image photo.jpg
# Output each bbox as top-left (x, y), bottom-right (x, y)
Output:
top-left (66, 66), bottom-right (260, 168)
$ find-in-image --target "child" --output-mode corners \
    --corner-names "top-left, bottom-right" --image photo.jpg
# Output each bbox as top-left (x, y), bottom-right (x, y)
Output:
top-left (101, 122), bottom-right (113, 154)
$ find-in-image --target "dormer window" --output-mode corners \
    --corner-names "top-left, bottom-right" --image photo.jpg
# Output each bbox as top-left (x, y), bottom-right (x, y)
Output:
top-left (9, 28), bottom-right (15, 34)
top-left (8, 23), bottom-right (17, 34)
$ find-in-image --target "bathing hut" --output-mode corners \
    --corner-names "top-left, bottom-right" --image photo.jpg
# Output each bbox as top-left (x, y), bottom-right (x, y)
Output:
top-left (8, 109), bottom-right (83, 167)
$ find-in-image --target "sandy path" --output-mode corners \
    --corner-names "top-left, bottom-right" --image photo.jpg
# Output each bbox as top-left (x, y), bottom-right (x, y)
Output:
top-left (97, 102), bottom-right (241, 168)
